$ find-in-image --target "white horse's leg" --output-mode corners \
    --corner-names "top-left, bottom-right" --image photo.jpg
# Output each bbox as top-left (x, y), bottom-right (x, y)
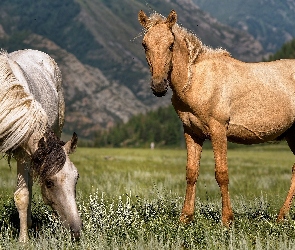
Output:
top-left (14, 156), bottom-right (32, 242)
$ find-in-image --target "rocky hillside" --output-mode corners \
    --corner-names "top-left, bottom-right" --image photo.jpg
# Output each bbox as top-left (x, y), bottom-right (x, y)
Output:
top-left (193, 0), bottom-right (295, 54)
top-left (0, 0), bottom-right (265, 139)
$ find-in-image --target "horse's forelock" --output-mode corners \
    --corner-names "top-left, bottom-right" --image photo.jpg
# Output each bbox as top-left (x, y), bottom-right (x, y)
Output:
top-left (32, 129), bottom-right (66, 183)
top-left (143, 12), bottom-right (167, 31)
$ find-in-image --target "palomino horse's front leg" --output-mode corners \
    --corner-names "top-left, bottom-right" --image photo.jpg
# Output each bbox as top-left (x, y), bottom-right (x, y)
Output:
top-left (14, 156), bottom-right (32, 242)
top-left (180, 127), bottom-right (204, 223)
top-left (210, 120), bottom-right (233, 227)
top-left (277, 136), bottom-right (295, 221)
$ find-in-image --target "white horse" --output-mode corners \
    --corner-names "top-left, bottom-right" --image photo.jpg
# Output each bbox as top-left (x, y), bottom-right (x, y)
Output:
top-left (0, 49), bottom-right (82, 242)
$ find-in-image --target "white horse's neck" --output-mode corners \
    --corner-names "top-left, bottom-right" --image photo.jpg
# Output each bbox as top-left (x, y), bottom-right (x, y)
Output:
top-left (22, 130), bottom-right (46, 156)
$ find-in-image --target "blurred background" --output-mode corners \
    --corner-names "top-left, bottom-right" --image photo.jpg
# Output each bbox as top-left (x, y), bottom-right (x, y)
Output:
top-left (0, 0), bottom-right (294, 147)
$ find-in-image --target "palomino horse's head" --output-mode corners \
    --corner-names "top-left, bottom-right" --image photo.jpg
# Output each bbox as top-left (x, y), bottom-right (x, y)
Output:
top-left (138, 10), bottom-right (177, 97)
top-left (32, 131), bottom-right (82, 240)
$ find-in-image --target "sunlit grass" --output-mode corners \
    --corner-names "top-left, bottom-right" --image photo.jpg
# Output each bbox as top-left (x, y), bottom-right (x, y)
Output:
top-left (1, 142), bottom-right (295, 249)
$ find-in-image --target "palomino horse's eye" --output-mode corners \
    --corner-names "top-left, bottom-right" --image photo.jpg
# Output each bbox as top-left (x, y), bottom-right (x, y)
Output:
top-left (169, 42), bottom-right (174, 51)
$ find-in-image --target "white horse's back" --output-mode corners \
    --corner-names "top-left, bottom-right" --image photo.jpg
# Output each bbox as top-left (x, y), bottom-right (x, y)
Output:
top-left (8, 49), bottom-right (64, 136)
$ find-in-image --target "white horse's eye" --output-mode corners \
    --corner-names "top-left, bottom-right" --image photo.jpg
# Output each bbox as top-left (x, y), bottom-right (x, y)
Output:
top-left (45, 179), bottom-right (54, 188)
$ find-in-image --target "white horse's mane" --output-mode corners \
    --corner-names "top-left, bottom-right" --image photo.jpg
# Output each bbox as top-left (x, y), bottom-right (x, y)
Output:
top-left (0, 52), bottom-right (48, 153)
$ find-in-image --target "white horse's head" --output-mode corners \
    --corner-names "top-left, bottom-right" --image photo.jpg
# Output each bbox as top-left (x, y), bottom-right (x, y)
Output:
top-left (32, 130), bottom-right (82, 240)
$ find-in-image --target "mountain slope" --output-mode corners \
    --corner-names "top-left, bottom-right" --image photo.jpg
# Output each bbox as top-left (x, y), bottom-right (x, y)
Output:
top-left (192, 0), bottom-right (295, 53)
top-left (0, 0), bottom-right (265, 138)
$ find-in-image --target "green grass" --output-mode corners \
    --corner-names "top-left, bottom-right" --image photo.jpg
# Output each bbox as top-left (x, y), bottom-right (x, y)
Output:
top-left (1, 143), bottom-right (295, 249)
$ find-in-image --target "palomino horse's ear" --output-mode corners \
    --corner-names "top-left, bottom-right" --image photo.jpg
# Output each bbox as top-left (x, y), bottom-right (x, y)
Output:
top-left (138, 10), bottom-right (149, 29)
top-left (165, 10), bottom-right (177, 29)
top-left (64, 132), bottom-right (78, 154)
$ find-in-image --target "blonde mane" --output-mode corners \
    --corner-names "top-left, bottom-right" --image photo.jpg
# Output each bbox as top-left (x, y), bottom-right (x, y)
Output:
top-left (0, 52), bottom-right (48, 153)
top-left (146, 12), bottom-right (231, 62)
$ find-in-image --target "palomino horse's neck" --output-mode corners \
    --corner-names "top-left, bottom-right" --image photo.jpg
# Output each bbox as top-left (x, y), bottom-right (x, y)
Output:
top-left (170, 29), bottom-right (192, 98)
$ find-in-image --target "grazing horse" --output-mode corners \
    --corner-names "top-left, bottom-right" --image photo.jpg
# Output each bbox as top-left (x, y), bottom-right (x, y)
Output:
top-left (0, 49), bottom-right (82, 242)
top-left (138, 10), bottom-right (295, 226)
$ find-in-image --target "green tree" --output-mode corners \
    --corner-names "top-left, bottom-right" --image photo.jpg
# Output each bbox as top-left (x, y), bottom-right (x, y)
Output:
top-left (94, 106), bottom-right (183, 148)
top-left (267, 38), bottom-right (295, 61)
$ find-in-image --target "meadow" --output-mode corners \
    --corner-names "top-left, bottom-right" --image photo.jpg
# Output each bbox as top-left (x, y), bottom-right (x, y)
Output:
top-left (1, 143), bottom-right (295, 249)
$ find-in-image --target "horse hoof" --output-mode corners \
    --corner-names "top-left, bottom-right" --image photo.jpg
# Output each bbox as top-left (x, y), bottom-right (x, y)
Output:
top-left (222, 217), bottom-right (234, 228)
top-left (179, 213), bottom-right (194, 224)
top-left (18, 234), bottom-right (28, 243)
top-left (277, 213), bottom-right (288, 223)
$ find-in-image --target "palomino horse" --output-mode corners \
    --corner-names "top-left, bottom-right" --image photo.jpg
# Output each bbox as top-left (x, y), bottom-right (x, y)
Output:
top-left (138, 10), bottom-right (295, 226)
top-left (0, 49), bottom-right (81, 242)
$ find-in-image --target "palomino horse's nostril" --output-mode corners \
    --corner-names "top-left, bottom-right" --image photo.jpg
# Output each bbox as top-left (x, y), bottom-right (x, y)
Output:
top-left (151, 78), bottom-right (169, 97)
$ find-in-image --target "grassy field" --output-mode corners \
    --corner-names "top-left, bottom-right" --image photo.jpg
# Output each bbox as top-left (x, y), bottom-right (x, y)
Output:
top-left (1, 143), bottom-right (295, 249)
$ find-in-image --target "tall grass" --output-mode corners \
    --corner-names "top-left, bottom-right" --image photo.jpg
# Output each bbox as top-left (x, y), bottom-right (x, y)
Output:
top-left (1, 143), bottom-right (295, 249)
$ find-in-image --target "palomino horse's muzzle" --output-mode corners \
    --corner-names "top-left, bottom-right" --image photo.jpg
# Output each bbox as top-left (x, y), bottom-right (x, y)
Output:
top-left (151, 78), bottom-right (169, 97)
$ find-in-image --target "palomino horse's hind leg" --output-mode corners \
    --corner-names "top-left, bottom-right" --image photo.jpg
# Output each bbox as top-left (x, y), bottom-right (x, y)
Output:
top-left (210, 120), bottom-right (233, 227)
top-left (180, 128), bottom-right (204, 223)
top-left (277, 136), bottom-right (295, 221)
